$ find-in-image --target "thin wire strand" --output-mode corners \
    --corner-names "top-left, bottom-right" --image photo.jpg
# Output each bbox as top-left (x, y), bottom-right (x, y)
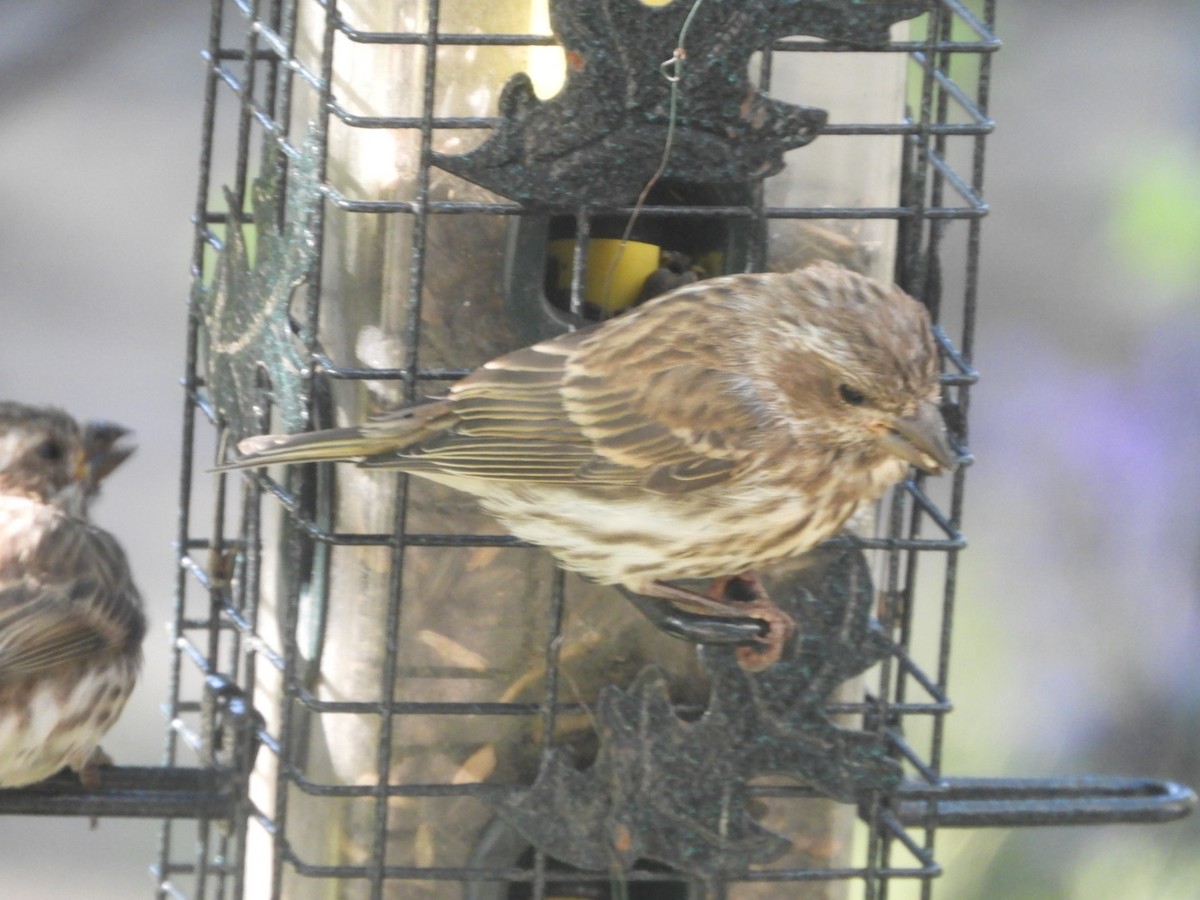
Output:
top-left (598, 0), bottom-right (707, 306)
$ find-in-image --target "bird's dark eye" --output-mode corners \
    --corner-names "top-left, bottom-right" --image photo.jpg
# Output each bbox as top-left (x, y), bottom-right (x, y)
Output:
top-left (838, 384), bottom-right (868, 406)
top-left (36, 440), bottom-right (65, 462)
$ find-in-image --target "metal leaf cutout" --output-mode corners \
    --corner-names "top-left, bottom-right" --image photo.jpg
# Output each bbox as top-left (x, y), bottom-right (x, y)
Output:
top-left (497, 540), bottom-right (900, 885)
top-left (433, 0), bottom-right (929, 206)
top-left (196, 129), bottom-right (323, 439)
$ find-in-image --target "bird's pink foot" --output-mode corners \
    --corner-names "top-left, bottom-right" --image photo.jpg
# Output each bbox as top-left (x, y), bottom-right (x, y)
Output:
top-left (76, 746), bottom-right (113, 791)
top-left (707, 572), bottom-right (795, 671)
top-left (630, 574), bottom-right (794, 669)
top-left (706, 571), bottom-right (769, 604)
top-left (733, 604), bottom-right (794, 671)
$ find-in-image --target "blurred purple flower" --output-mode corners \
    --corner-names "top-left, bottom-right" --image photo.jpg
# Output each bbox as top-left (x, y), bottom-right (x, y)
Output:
top-left (968, 317), bottom-right (1200, 749)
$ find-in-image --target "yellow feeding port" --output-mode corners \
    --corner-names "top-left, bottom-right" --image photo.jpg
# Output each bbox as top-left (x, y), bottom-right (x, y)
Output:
top-left (547, 237), bottom-right (662, 313)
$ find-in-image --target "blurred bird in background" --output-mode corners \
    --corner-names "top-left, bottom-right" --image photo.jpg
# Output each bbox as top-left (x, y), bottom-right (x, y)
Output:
top-left (224, 262), bottom-right (957, 666)
top-left (0, 403), bottom-right (145, 788)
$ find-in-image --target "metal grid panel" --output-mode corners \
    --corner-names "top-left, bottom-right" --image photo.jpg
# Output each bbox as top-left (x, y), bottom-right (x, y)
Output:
top-left (159, 1), bottom-right (996, 897)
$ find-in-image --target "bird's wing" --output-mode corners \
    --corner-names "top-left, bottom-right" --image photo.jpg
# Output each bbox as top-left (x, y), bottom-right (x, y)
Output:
top-left (363, 323), bottom-right (767, 495)
top-left (563, 325), bottom-right (769, 494)
top-left (0, 521), bottom-right (144, 681)
top-left (361, 330), bottom-right (619, 481)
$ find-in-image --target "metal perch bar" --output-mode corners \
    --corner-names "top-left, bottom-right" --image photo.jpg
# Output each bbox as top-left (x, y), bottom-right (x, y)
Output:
top-left (892, 776), bottom-right (1198, 828)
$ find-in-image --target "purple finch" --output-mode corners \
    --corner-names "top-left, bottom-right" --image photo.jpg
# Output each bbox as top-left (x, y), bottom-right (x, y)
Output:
top-left (226, 262), bottom-right (956, 665)
top-left (0, 403), bottom-right (144, 787)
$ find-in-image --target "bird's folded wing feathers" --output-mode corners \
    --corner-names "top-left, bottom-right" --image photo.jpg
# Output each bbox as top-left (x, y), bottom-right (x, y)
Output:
top-left (564, 328), bottom-right (769, 494)
top-left (363, 328), bottom-right (764, 494)
top-left (0, 523), bottom-right (143, 681)
top-left (359, 336), bottom-right (624, 480)
top-left (241, 323), bottom-right (768, 495)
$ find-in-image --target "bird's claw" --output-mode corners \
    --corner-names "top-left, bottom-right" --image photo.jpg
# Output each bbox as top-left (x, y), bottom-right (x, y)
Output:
top-left (76, 746), bottom-right (113, 791)
top-left (616, 580), bottom-right (795, 670)
top-left (734, 604), bottom-right (795, 671)
top-left (617, 588), bottom-right (769, 645)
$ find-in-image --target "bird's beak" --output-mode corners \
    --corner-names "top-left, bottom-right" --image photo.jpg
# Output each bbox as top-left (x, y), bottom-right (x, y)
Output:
top-left (876, 401), bottom-right (958, 474)
top-left (81, 421), bottom-right (136, 486)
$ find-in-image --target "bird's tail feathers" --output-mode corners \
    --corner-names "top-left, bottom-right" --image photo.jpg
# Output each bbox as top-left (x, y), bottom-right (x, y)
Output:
top-left (213, 420), bottom-right (417, 472)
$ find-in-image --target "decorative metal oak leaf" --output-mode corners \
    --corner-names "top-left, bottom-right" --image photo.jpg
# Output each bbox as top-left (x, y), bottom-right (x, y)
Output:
top-left (434, 0), bottom-right (929, 206)
top-left (196, 129), bottom-right (322, 439)
top-left (497, 540), bottom-right (900, 883)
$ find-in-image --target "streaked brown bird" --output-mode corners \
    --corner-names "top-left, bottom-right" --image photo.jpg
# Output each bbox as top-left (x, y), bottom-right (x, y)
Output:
top-left (0, 402), bottom-right (145, 787)
top-left (226, 262), bottom-right (956, 666)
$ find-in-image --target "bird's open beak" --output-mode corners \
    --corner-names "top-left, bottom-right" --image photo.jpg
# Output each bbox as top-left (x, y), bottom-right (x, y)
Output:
top-left (81, 421), bottom-right (136, 486)
top-left (876, 402), bottom-right (958, 474)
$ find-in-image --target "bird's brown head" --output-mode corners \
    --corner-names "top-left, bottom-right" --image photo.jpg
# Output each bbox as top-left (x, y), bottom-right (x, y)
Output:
top-left (749, 263), bottom-right (958, 474)
top-left (0, 402), bottom-right (135, 513)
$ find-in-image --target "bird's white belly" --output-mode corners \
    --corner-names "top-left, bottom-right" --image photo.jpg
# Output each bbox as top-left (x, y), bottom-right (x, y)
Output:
top-left (475, 481), bottom-right (852, 586)
top-left (0, 664), bottom-right (133, 787)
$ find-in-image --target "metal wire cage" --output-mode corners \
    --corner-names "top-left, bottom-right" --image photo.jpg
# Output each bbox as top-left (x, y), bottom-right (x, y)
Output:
top-left (145, 1), bottom-right (1193, 899)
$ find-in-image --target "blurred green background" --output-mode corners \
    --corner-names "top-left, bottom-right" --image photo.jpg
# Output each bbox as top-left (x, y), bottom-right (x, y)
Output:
top-left (0, 1), bottom-right (1196, 897)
